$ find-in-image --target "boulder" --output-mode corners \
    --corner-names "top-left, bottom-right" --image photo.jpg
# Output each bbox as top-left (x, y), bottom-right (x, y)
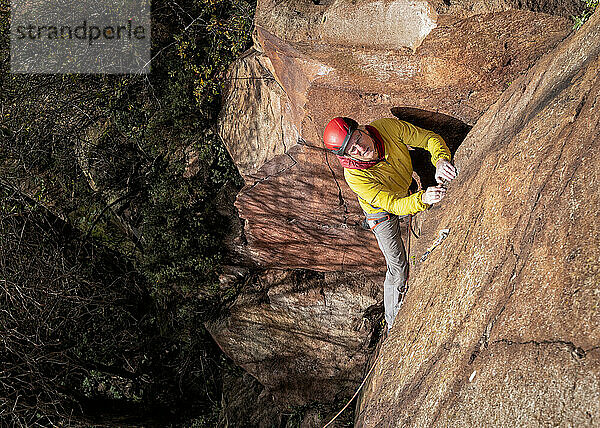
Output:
top-left (219, 0), bottom-right (573, 272)
top-left (355, 9), bottom-right (600, 426)
top-left (206, 269), bottom-right (381, 406)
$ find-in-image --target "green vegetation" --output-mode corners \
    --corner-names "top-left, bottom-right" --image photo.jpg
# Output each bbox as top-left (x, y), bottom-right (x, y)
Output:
top-left (0, 0), bottom-right (255, 424)
top-left (572, 0), bottom-right (598, 29)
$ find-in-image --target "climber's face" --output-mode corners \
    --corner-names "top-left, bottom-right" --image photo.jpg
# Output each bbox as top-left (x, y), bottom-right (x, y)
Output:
top-left (344, 127), bottom-right (377, 161)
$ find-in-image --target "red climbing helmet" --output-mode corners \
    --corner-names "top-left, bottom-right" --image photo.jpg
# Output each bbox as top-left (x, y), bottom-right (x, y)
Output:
top-left (323, 117), bottom-right (358, 156)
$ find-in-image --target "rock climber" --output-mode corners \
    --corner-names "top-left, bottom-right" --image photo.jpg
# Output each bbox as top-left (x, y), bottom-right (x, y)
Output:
top-left (323, 117), bottom-right (457, 333)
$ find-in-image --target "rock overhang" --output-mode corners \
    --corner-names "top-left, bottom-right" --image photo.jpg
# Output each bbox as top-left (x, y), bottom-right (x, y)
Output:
top-left (255, 0), bottom-right (439, 50)
top-left (319, 0), bottom-right (438, 52)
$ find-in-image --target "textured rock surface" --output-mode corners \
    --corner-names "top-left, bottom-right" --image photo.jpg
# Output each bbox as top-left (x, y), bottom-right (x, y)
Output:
top-left (234, 143), bottom-right (393, 272)
top-left (429, 0), bottom-right (585, 20)
top-left (251, 0), bottom-right (574, 130)
top-left (221, 371), bottom-right (284, 427)
top-left (219, 0), bottom-right (573, 272)
top-left (260, 8), bottom-right (570, 129)
top-left (355, 10), bottom-right (600, 427)
top-left (218, 48), bottom-right (298, 179)
top-left (206, 269), bottom-right (382, 406)
top-left (255, 0), bottom-right (438, 51)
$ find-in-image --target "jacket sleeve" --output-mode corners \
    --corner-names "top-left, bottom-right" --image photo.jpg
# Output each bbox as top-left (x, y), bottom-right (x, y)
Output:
top-left (375, 118), bottom-right (451, 167)
top-left (345, 171), bottom-right (430, 215)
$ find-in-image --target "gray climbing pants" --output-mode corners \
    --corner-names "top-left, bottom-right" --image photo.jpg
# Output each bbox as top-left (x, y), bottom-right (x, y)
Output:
top-left (364, 211), bottom-right (408, 331)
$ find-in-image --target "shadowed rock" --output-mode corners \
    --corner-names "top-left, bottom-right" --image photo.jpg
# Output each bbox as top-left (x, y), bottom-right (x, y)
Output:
top-left (218, 48), bottom-right (298, 179)
top-left (206, 270), bottom-right (381, 406)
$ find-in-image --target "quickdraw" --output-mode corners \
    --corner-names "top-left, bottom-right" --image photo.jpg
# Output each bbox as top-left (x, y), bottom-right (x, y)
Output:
top-left (420, 228), bottom-right (450, 262)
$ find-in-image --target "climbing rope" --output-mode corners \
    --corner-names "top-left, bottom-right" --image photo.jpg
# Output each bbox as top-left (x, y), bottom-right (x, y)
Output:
top-left (323, 218), bottom-right (412, 427)
top-left (407, 214), bottom-right (413, 279)
top-left (322, 351), bottom-right (382, 428)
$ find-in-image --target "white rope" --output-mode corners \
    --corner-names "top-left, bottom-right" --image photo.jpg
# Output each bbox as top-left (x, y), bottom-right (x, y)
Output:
top-left (322, 351), bottom-right (382, 428)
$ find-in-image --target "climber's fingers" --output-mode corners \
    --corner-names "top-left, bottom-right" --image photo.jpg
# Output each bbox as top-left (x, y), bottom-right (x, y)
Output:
top-left (435, 159), bottom-right (457, 184)
top-left (422, 185), bottom-right (446, 204)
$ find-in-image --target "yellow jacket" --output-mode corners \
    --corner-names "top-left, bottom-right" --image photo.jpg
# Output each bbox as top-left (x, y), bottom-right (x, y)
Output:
top-left (344, 118), bottom-right (451, 215)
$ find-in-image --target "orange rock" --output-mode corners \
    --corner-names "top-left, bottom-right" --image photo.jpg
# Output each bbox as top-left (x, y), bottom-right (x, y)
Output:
top-left (356, 8), bottom-right (600, 426)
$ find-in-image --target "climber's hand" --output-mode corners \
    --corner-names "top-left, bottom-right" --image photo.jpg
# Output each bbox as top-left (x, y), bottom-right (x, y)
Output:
top-left (422, 185), bottom-right (446, 205)
top-left (435, 159), bottom-right (457, 184)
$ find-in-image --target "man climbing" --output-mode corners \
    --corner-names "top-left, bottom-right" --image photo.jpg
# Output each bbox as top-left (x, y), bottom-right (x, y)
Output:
top-left (323, 117), bottom-right (457, 333)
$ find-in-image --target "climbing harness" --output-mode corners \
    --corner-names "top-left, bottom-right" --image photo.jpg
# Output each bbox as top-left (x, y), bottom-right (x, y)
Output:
top-left (368, 214), bottom-right (390, 230)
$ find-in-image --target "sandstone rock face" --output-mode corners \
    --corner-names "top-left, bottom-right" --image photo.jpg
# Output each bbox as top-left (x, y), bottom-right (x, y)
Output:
top-left (206, 269), bottom-right (381, 406)
top-left (254, 3), bottom-right (572, 132)
top-left (355, 10), bottom-right (600, 427)
top-left (234, 143), bottom-right (391, 272)
top-left (215, 1), bottom-right (592, 421)
top-left (217, 48), bottom-right (298, 179)
top-left (430, 0), bottom-right (585, 20)
top-left (219, 0), bottom-right (573, 272)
